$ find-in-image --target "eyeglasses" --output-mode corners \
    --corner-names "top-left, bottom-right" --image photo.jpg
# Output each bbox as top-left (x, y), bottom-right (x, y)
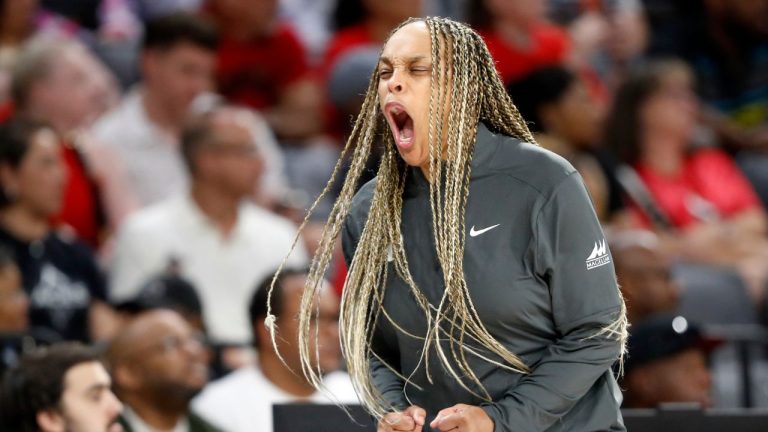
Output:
top-left (143, 333), bottom-right (207, 356)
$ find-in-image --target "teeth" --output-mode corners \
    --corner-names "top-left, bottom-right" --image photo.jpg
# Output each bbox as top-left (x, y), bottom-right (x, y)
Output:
top-left (391, 107), bottom-right (402, 115)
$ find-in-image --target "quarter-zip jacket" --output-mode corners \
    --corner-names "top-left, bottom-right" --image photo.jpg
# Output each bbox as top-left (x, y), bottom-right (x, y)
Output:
top-left (342, 123), bottom-right (625, 432)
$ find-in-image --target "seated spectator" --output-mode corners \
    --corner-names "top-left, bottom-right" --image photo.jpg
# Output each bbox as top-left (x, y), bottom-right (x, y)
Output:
top-left (508, 66), bottom-right (631, 225)
top-left (11, 36), bottom-right (119, 247)
top-left (549, 0), bottom-right (648, 93)
top-left (90, 12), bottom-right (217, 221)
top-left (468, 0), bottom-right (570, 85)
top-left (645, 0), bottom-right (768, 151)
top-left (610, 232), bottom-right (679, 324)
top-left (621, 314), bottom-right (718, 409)
top-left (604, 59), bottom-right (768, 305)
top-left (206, 0), bottom-right (322, 141)
top-left (192, 268), bottom-right (357, 432)
top-left (321, 0), bottom-right (423, 139)
top-left (115, 267), bottom-right (206, 334)
top-left (0, 0), bottom-right (37, 106)
top-left (323, 0), bottom-right (423, 77)
top-left (107, 309), bottom-right (220, 432)
top-left (0, 119), bottom-right (113, 342)
top-left (110, 105), bottom-right (307, 349)
top-left (0, 342), bottom-right (123, 431)
top-left (0, 244), bottom-right (60, 375)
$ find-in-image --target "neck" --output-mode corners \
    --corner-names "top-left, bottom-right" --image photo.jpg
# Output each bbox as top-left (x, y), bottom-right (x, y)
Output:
top-left (0, 206), bottom-right (49, 242)
top-left (141, 89), bottom-right (184, 135)
top-left (639, 129), bottom-right (685, 175)
top-left (259, 352), bottom-right (316, 397)
top-left (190, 182), bottom-right (241, 237)
top-left (124, 397), bottom-right (186, 431)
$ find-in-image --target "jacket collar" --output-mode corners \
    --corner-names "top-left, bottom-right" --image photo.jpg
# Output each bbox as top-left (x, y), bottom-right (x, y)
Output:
top-left (403, 122), bottom-right (499, 197)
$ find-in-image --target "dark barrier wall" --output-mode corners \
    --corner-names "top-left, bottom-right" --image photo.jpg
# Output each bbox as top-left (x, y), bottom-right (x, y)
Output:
top-left (274, 405), bottom-right (768, 432)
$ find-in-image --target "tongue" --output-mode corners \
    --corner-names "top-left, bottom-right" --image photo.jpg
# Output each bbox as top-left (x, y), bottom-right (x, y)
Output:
top-left (399, 117), bottom-right (414, 140)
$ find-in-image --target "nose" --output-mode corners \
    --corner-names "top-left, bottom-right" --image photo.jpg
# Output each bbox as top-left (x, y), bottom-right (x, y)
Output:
top-left (107, 390), bottom-right (124, 416)
top-left (387, 70), bottom-right (404, 94)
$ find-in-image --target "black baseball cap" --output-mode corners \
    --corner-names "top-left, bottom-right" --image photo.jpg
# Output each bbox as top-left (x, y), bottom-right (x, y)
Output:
top-left (114, 274), bottom-right (203, 318)
top-left (624, 314), bottom-right (722, 374)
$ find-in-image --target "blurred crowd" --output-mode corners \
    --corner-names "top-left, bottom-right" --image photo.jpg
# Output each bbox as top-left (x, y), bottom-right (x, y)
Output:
top-left (0, 0), bottom-right (767, 430)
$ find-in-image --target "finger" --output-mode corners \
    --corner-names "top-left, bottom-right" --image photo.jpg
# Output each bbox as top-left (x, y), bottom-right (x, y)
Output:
top-left (429, 405), bottom-right (466, 429)
top-left (404, 405), bottom-right (427, 426)
top-left (382, 412), bottom-right (415, 431)
top-left (431, 412), bottom-right (463, 431)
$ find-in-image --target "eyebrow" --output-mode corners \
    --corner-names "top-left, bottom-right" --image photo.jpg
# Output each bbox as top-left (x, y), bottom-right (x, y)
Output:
top-left (378, 55), bottom-right (430, 66)
top-left (84, 382), bottom-right (111, 395)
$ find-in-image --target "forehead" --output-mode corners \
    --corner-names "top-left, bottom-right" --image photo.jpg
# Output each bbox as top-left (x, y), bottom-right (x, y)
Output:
top-left (64, 362), bottom-right (110, 393)
top-left (381, 21), bottom-right (431, 62)
top-left (209, 116), bottom-right (253, 145)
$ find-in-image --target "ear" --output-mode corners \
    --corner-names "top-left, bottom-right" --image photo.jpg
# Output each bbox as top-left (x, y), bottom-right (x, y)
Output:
top-left (36, 409), bottom-right (65, 432)
top-left (114, 363), bottom-right (142, 391)
top-left (0, 163), bottom-right (19, 201)
top-left (537, 104), bottom-right (559, 133)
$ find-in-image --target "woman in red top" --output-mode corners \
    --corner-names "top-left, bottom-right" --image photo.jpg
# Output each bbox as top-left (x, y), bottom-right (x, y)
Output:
top-left (604, 59), bottom-right (768, 304)
top-left (468, 0), bottom-right (571, 85)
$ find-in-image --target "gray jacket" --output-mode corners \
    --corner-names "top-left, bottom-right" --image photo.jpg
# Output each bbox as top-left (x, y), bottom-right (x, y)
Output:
top-left (342, 123), bottom-right (625, 432)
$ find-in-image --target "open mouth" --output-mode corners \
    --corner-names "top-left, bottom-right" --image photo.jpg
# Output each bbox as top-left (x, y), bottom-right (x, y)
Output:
top-left (385, 102), bottom-right (415, 150)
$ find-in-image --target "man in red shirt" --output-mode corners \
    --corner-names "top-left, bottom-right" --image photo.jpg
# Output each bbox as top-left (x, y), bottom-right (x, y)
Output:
top-left (207, 0), bottom-right (321, 141)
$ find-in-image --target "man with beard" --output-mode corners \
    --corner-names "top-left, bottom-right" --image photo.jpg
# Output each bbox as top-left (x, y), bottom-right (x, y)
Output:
top-left (107, 310), bottom-right (220, 432)
top-left (0, 342), bottom-right (124, 432)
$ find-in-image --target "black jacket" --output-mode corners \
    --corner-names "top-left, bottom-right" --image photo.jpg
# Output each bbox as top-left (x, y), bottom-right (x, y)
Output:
top-left (343, 123), bottom-right (625, 432)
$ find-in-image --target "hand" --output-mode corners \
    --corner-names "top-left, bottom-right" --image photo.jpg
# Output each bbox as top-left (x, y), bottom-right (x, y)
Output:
top-left (378, 405), bottom-right (426, 432)
top-left (430, 404), bottom-right (494, 432)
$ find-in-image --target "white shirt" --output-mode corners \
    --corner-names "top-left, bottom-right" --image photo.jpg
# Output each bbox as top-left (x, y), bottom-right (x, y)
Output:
top-left (89, 89), bottom-right (289, 228)
top-left (192, 366), bottom-right (358, 432)
top-left (91, 88), bottom-right (189, 210)
top-left (109, 194), bottom-right (307, 343)
top-left (122, 406), bottom-right (190, 432)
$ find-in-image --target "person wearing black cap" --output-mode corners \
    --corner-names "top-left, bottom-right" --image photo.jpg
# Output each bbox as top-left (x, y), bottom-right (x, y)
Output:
top-left (621, 314), bottom-right (719, 409)
top-left (115, 269), bottom-right (206, 334)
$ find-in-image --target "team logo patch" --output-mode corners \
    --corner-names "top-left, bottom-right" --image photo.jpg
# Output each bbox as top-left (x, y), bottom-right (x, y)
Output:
top-left (586, 239), bottom-right (611, 270)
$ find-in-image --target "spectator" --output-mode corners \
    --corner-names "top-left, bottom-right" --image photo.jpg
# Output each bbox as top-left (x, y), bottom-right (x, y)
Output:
top-left (0, 342), bottom-right (123, 432)
top-left (610, 232), bottom-right (680, 324)
top-left (323, 0), bottom-right (423, 78)
top-left (192, 268), bottom-right (356, 432)
top-left (11, 37), bottom-right (119, 248)
top-left (0, 244), bottom-right (60, 375)
top-left (621, 314), bottom-right (718, 409)
top-left (603, 59), bottom-right (768, 305)
top-left (90, 12), bottom-right (217, 221)
top-left (108, 309), bottom-right (220, 432)
top-left (0, 119), bottom-right (114, 342)
top-left (467, 0), bottom-right (570, 85)
top-left (110, 106), bottom-right (307, 349)
top-left (206, 0), bottom-right (323, 140)
top-left (550, 0), bottom-right (648, 93)
top-left (507, 66), bottom-right (631, 225)
top-left (278, 0), bottom-right (335, 63)
top-left (115, 269), bottom-right (206, 334)
top-left (0, 0), bottom-right (38, 106)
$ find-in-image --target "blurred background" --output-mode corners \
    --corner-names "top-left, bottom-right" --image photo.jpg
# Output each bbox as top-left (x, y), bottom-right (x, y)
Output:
top-left (0, 0), bottom-right (767, 430)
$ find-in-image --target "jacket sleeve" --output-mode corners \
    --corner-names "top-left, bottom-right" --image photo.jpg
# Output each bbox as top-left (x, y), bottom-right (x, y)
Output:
top-left (342, 210), bottom-right (409, 412)
top-left (481, 172), bottom-right (625, 432)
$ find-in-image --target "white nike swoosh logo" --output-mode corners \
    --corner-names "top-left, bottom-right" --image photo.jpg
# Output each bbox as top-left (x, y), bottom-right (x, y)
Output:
top-left (469, 224), bottom-right (500, 237)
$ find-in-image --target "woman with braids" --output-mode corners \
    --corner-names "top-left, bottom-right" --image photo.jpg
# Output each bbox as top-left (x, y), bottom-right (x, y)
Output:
top-left (267, 17), bottom-right (627, 432)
